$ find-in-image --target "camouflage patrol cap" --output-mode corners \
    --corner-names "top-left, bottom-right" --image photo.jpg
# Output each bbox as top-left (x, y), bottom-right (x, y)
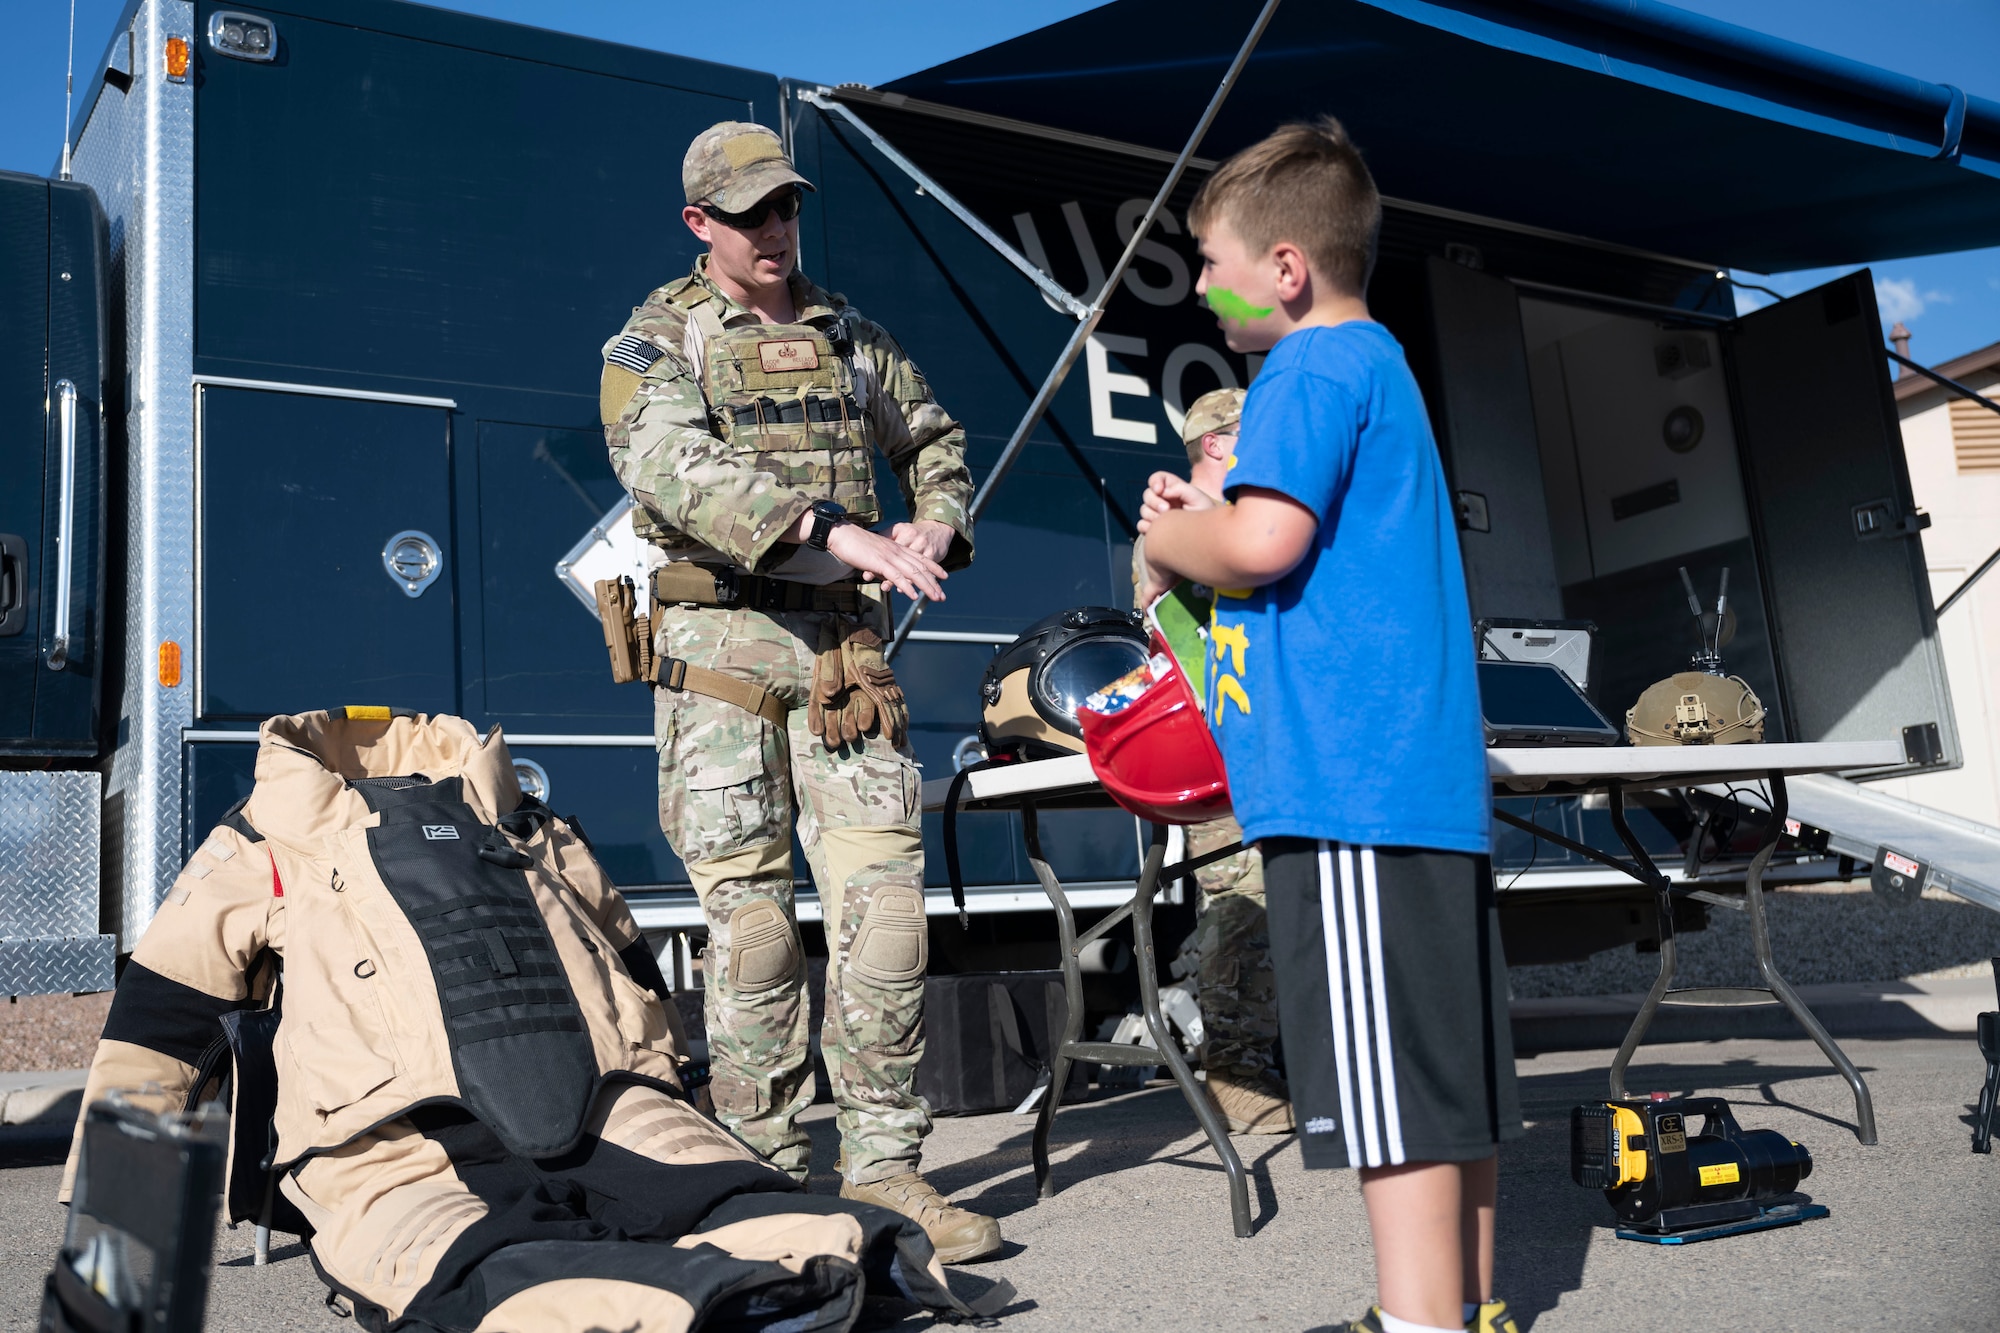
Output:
top-left (683, 121), bottom-right (816, 212)
top-left (1180, 387), bottom-right (1246, 462)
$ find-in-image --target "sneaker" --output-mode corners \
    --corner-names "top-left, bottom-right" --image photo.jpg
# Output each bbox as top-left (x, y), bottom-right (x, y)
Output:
top-left (1467, 1299), bottom-right (1520, 1333)
top-left (840, 1170), bottom-right (1003, 1264)
top-left (1331, 1308), bottom-right (1388, 1332)
top-left (1202, 1067), bottom-right (1295, 1134)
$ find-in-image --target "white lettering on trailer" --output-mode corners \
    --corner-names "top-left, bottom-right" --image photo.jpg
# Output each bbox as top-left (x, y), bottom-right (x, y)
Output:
top-left (1114, 198), bottom-right (1191, 306)
top-left (1161, 342), bottom-right (1240, 437)
top-left (1086, 332), bottom-right (1159, 444)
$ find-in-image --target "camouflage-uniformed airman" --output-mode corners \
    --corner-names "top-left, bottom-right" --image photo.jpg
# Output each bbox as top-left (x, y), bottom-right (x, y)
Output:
top-left (1161, 388), bottom-right (1291, 1135)
top-left (597, 122), bottom-right (1000, 1261)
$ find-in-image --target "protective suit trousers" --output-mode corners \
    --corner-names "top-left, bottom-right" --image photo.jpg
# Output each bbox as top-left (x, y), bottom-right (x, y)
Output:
top-left (654, 602), bottom-right (929, 1185)
top-left (1185, 816), bottom-right (1279, 1077)
top-left (282, 1083), bottom-right (958, 1332)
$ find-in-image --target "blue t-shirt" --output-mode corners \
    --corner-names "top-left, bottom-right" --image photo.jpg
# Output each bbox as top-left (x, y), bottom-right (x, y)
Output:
top-left (1210, 321), bottom-right (1489, 853)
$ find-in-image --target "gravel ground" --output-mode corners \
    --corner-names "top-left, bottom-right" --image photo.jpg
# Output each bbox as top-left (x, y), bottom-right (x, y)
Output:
top-left (1510, 882), bottom-right (2000, 998)
top-left (0, 993), bottom-right (110, 1074)
top-left (11, 885), bottom-right (1997, 1070)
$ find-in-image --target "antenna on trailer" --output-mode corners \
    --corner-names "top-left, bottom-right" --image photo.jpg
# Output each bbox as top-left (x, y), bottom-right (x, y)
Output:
top-left (59, 0), bottom-right (77, 180)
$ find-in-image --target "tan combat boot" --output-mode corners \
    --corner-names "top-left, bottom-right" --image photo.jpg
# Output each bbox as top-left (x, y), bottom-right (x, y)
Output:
top-left (1203, 1068), bottom-right (1294, 1134)
top-left (840, 1170), bottom-right (1003, 1264)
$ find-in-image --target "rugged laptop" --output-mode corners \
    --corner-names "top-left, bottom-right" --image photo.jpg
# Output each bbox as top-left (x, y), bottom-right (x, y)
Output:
top-left (1478, 659), bottom-right (1622, 747)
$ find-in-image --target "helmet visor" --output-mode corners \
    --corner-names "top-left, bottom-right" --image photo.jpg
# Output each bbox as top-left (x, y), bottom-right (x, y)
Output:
top-left (1035, 634), bottom-right (1153, 734)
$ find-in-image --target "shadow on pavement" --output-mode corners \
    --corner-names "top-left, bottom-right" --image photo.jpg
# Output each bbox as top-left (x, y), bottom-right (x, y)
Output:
top-left (808, 1084), bottom-right (1292, 1232)
top-left (0, 1127), bottom-right (72, 1169)
top-left (220, 1241), bottom-right (311, 1267)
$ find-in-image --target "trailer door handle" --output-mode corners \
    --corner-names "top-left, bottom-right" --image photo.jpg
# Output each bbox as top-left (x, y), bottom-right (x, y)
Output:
top-left (0, 533), bottom-right (26, 637)
top-left (47, 379), bottom-right (78, 669)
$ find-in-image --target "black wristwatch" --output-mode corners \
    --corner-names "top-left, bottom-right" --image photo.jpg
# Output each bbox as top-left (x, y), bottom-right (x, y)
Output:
top-left (805, 500), bottom-right (849, 551)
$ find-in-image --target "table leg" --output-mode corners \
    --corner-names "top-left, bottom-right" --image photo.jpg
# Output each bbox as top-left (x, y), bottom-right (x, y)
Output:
top-left (1022, 801), bottom-right (1082, 1201)
top-left (1022, 807), bottom-right (1253, 1234)
top-left (1747, 773), bottom-right (1878, 1144)
top-left (1607, 782), bottom-right (1676, 1100)
top-left (1130, 821), bottom-right (1252, 1238)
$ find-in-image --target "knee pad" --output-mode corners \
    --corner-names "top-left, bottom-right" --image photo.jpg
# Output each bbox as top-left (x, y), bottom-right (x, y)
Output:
top-left (847, 884), bottom-right (927, 986)
top-left (726, 899), bottom-right (800, 994)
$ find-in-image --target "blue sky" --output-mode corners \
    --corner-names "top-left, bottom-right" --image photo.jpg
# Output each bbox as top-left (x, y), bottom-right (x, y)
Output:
top-left (10, 0), bottom-right (2000, 363)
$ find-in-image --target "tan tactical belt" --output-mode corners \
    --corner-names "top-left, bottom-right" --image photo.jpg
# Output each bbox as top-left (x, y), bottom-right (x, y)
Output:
top-left (654, 655), bottom-right (788, 728)
top-left (593, 576), bottom-right (791, 727)
top-left (650, 563), bottom-right (868, 616)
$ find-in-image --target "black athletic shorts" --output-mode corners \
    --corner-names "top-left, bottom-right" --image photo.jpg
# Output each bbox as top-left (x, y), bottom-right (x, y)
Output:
top-left (1263, 839), bottom-right (1523, 1170)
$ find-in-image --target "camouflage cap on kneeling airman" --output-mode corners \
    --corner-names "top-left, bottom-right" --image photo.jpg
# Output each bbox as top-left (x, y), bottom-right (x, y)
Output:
top-left (1180, 387), bottom-right (1246, 462)
top-left (683, 121), bottom-right (816, 213)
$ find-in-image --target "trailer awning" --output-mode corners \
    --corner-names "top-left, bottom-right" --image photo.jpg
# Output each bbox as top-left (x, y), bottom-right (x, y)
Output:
top-left (884, 0), bottom-right (2000, 273)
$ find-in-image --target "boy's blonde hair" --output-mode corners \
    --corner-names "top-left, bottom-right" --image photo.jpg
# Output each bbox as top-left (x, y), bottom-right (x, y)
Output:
top-left (1188, 116), bottom-right (1381, 294)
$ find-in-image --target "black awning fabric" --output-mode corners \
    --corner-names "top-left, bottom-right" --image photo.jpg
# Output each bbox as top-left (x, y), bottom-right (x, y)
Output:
top-left (883, 0), bottom-right (2000, 272)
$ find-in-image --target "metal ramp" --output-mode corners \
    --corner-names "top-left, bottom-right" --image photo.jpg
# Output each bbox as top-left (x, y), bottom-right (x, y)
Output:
top-left (1784, 775), bottom-right (2000, 914)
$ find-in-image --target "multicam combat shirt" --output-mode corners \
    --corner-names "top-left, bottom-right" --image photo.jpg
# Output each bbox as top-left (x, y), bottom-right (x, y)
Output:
top-left (600, 257), bottom-right (973, 577)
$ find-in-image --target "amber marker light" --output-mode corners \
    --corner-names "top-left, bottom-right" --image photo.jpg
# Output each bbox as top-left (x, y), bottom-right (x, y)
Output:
top-left (165, 36), bottom-right (191, 81)
top-left (159, 641), bottom-right (183, 688)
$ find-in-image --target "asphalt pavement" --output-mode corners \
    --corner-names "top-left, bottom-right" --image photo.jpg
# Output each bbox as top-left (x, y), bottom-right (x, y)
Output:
top-left (1, 1033), bottom-right (1992, 1331)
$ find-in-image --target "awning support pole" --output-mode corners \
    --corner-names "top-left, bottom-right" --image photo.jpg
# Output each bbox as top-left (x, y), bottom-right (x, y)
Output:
top-left (1884, 347), bottom-right (2000, 617)
top-left (803, 90), bottom-right (1092, 320)
top-left (1885, 347), bottom-right (2000, 422)
top-left (1937, 546), bottom-right (2000, 618)
top-left (885, 0), bottom-right (1286, 659)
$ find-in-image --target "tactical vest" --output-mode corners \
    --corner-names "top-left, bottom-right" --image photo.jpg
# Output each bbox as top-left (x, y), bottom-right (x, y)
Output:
top-left (631, 280), bottom-right (880, 550)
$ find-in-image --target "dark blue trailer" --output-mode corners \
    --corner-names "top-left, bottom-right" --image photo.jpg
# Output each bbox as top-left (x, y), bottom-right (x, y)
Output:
top-left (4, 0), bottom-right (1999, 992)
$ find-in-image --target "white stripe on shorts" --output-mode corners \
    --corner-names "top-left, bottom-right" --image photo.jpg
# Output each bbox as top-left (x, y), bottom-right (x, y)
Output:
top-left (1359, 848), bottom-right (1405, 1164)
top-left (1316, 842), bottom-right (1361, 1168)
top-left (1338, 844), bottom-right (1383, 1167)
top-left (1318, 840), bottom-right (1404, 1168)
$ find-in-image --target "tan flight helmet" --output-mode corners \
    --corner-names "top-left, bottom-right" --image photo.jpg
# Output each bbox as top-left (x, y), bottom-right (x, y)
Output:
top-left (1626, 566), bottom-right (1766, 745)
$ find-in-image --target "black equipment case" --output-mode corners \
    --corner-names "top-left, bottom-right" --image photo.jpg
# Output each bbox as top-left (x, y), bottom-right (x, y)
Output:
top-left (916, 971), bottom-right (1087, 1115)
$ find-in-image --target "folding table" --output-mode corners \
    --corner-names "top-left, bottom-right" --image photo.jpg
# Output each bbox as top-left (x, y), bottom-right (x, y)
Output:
top-left (922, 738), bottom-right (1903, 1236)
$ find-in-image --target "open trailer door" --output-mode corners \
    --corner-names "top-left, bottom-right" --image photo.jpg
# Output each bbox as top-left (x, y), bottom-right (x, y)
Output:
top-left (1728, 271), bottom-right (1958, 774)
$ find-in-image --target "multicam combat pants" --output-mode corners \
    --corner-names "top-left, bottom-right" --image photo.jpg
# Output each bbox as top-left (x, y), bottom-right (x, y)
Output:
top-left (654, 600), bottom-right (929, 1185)
top-left (1185, 815), bottom-right (1280, 1077)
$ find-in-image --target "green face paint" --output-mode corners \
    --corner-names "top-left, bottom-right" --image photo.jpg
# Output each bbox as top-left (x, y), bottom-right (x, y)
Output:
top-left (1204, 287), bottom-right (1274, 326)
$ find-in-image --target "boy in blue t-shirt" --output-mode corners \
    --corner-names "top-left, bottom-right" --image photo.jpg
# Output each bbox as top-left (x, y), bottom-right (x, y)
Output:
top-left (1138, 118), bottom-right (1522, 1333)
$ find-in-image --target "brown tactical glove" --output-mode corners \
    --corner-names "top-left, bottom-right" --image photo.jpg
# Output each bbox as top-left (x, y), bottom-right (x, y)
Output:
top-left (840, 627), bottom-right (908, 749)
top-left (807, 623), bottom-right (908, 750)
top-left (808, 629), bottom-right (850, 749)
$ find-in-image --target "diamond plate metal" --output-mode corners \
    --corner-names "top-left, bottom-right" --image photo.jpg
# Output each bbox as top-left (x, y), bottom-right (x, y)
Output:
top-left (73, 0), bottom-right (199, 950)
top-left (0, 771), bottom-right (101, 937)
top-left (0, 771), bottom-right (116, 994)
top-left (0, 938), bottom-right (117, 997)
top-left (0, 932), bottom-right (117, 996)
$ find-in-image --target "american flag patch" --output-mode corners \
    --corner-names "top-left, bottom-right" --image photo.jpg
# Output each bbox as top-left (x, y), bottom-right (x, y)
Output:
top-left (607, 334), bottom-right (667, 375)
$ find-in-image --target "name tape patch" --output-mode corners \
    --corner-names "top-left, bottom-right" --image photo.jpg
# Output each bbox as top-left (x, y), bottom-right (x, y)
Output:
top-left (758, 339), bottom-right (818, 373)
top-left (422, 825), bottom-right (460, 841)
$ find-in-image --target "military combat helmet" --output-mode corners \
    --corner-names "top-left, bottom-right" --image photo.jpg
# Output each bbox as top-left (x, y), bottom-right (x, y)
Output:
top-left (683, 121), bottom-right (816, 212)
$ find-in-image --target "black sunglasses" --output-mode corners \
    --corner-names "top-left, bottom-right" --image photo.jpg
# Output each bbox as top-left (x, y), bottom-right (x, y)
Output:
top-left (699, 189), bottom-right (804, 230)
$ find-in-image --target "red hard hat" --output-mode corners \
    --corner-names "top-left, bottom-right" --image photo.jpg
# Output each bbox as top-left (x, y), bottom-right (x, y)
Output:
top-left (1076, 634), bottom-right (1231, 825)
